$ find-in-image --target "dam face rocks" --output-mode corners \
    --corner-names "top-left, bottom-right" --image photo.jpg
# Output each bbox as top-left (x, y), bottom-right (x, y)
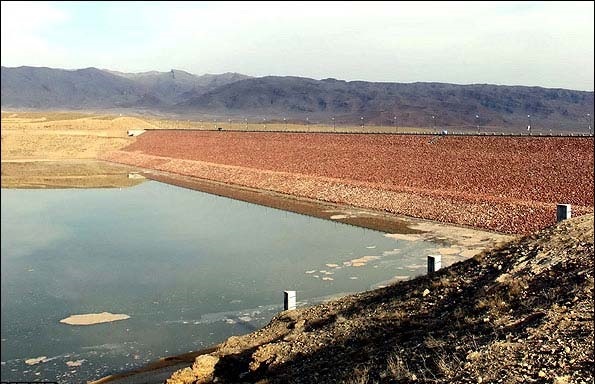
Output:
top-left (103, 133), bottom-right (594, 234)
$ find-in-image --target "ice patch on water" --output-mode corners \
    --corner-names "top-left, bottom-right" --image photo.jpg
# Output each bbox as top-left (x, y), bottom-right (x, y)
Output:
top-left (25, 356), bottom-right (47, 365)
top-left (382, 249), bottom-right (401, 256)
top-left (66, 359), bottom-right (86, 367)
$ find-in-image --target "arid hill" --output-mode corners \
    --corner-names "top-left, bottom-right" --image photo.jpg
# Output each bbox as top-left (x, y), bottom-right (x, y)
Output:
top-left (167, 214), bottom-right (594, 384)
top-left (0, 66), bottom-right (248, 110)
top-left (2, 66), bottom-right (593, 131)
top-left (177, 76), bottom-right (595, 131)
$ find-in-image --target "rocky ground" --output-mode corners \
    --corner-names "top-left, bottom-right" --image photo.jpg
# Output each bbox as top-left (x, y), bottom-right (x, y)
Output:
top-left (102, 132), bottom-right (594, 234)
top-left (118, 132), bottom-right (594, 207)
top-left (167, 214), bottom-right (594, 384)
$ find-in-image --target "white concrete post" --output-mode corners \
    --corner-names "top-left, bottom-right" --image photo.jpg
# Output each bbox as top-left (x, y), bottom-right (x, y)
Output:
top-left (284, 290), bottom-right (296, 310)
top-left (556, 204), bottom-right (571, 222)
top-left (427, 255), bottom-right (441, 274)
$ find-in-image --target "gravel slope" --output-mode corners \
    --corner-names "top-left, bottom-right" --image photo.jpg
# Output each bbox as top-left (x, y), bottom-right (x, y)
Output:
top-left (102, 133), bottom-right (594, 233)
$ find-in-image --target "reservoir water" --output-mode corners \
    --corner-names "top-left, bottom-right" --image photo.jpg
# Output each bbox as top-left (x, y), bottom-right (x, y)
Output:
top-left (1, 177), bottom-right (438, 382)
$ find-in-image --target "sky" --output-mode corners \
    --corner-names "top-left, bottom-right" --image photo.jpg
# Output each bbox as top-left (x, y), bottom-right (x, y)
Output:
top-left (1, 1), bottom-right (593, 91)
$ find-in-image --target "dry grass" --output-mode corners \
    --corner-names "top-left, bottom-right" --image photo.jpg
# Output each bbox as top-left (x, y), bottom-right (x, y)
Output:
top-left (431, 274), bottom-right (455, 288)
top-left (424, 335), bottom-right (447, 349)
top-left (385, 352), bottom-right (416, 380)
top-left (502, 278), bottom-right (527, 297)
top-left (476, 293), bottom-right (509, 315)
top-left (348, 365), bottom-right (371, 384)
top-left (436, 353), bottom-right (464, 379)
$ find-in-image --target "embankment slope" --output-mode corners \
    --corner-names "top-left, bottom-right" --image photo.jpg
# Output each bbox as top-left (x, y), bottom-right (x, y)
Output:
top-left (101, 131), bottom-right (594, 234)
top-left (166, 214), bottom-right (594, 384)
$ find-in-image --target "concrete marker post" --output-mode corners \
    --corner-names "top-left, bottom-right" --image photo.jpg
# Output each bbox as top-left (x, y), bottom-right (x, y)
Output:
top-left (556, 204), bottom-right (571, 222)
top-left (427, 255), bottom-right (441, 274)
top-left (284, 290), bottom-right (296, 310)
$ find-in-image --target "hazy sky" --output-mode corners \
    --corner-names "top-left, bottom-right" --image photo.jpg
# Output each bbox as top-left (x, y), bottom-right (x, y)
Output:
top-left (1, 1), bottom-right (593, 90)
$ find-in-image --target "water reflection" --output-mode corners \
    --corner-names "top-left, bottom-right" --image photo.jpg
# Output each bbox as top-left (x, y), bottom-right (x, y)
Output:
top-left (1, 160), bottom-right (145, 189)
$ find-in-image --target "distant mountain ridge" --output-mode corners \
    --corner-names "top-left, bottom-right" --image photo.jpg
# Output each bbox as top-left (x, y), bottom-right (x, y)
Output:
top-left (2, 66), bottom-right (593, 130)
top-left (104, 69), bottom-right (250, 104)
top-left (0, 66), bottom-right (250, 109)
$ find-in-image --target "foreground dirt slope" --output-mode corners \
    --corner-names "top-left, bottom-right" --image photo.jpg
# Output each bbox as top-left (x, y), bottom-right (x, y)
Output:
top-left (168, 214), bottom-right (594, 384)
top-left (102, 132), bottom-right (594, 233)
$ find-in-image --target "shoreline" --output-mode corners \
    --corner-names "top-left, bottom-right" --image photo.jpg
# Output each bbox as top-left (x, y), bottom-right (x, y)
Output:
top-left (88, 164), bottom-right (514, 384)
top-left (2, 159), bottom-right (515, 384)
top-left (89, 347), bottom-right (219, 384)
top-left (96, 214), bottom-right (594, 384)
top-left (4, 157), bottom-right (585, 383)
top-left (133, 165), bottom-right (517, 247)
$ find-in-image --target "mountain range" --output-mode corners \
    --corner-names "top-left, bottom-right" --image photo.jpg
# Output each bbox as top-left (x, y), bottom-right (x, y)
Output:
top-left (2, 66), bottom-right (593, 130)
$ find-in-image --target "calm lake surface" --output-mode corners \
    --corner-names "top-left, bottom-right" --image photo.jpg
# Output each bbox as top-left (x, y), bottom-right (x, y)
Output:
top-left (1, 180), bottom-right (437, 382)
